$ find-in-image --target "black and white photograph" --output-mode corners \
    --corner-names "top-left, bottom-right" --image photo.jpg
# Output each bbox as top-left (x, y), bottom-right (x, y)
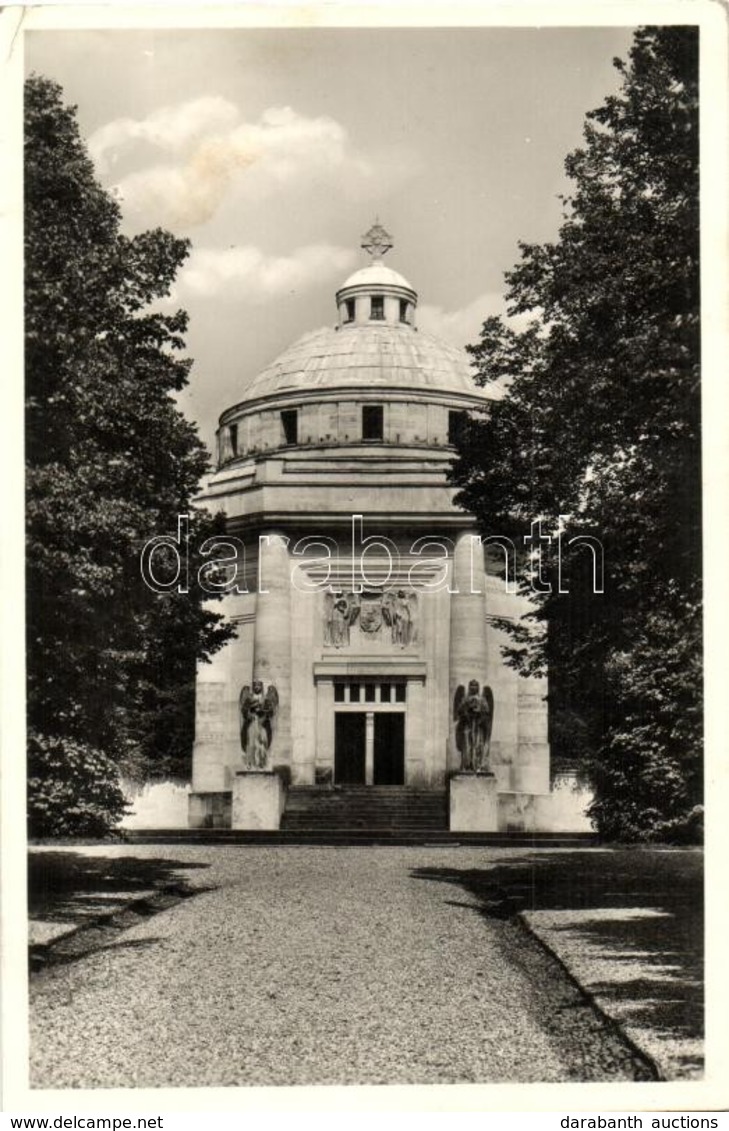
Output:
top-left (2, 0), bottom-right (727, 1114)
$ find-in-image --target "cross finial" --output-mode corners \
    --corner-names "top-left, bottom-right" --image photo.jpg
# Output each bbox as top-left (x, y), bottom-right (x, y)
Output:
top-left (361, 221), bottom-right (393, 261)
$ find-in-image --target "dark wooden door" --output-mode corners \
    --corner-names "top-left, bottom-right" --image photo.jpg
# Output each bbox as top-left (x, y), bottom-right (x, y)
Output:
top-left (334, 712), bottom-right (366, 784)
top-left (374, 713), bottom-right (405, 785)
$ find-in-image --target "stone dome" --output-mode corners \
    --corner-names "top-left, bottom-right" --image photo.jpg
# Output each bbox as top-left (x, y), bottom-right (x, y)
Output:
top-left (236, 323), bottom-right (497, 407)
top-left (218, 225), bottom-right (503, 458)
top-left (224, 225), bottom-right (501, 411)
top-left (339, 263), bottom-right (414, 291)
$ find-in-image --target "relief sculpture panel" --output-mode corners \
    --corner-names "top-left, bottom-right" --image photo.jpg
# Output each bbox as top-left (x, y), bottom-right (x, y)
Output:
top-left (323, 589), bottom-right (419, 649)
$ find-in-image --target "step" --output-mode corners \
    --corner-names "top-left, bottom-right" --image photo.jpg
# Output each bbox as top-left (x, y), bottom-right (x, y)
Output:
top-left (283, 806), bottom-right (448, 816)
top-left (281, 820), bottom-right (449, 829)
top-left (287, 788), bottom-right (444, 795)
top-left (283, 801), bottom-right (447, 808)
top-left (124, 829), bottom-right (598, 847)
top-left (282, 808), bottom-right (447, 817)
top-left (284, 806), bottom-right (446, 813)
top-left (281, 787), bottom-right (449, 831)
top-left (285, 794), bottom-right (446, 801)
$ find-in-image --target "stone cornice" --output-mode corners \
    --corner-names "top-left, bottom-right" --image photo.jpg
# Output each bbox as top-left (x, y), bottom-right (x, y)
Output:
top-left (218, 384), bottom-right (495, 426)
top-left (335, 281), bottom-right (417, 304)
top-left (313, 660), bottom-right (427, 680)
top-left (210, 445), bottom-right (462, 481)
top-left (212, 511), bottom-right (476, 533)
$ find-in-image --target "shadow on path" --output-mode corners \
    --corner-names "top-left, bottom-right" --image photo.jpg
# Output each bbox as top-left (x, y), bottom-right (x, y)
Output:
top-left (29, 851), bottom-right (211, 923)
top-left (411, 848), bottom-right (703, 1072)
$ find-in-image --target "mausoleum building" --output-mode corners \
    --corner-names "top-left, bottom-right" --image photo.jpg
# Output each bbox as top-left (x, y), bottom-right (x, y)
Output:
top-left (184, 224), bottom-right (587, 834)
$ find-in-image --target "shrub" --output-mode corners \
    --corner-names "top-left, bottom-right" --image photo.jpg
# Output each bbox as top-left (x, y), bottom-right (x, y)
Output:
top-left (27, 731), bottom-right (128, 837)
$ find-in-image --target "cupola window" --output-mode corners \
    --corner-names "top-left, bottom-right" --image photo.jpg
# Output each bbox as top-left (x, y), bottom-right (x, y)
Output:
top-left (362, 404), bottom-right (384, 441)
top-left (229, 423), bottom-right (238, 457)
top-left (281, 409), bottom-right (298, 446)
top-left (344, 298), bottom-right (355, 323)
top-left (448, 410), bottom-right (467, 446)
top-left (370, 295), bottom-right (385, 321)
top-left (399, 299), bottom-right (410, 324)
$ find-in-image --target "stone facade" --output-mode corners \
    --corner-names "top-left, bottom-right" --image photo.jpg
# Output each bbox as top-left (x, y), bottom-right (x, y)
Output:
top-left (187, 230), bottom-right (584, 832)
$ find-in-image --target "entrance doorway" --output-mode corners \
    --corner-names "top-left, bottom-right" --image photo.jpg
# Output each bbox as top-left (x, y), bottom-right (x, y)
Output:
top-left (334, 712), bottom-right (366, 784)
top-left (333, 710), bottom-right (406, 786)
top-left (374, 713), bottom-right (405, 785)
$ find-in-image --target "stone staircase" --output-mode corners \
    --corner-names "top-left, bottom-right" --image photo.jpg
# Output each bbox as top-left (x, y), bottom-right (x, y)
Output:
top-left (281, 785), bottom-right (449, 833)
top-left (124, 783), bottom-right (598, 845)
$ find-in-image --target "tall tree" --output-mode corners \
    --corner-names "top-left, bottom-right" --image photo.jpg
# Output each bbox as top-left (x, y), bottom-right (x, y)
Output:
top-left (25, 75), bottom-right (234, 835)
top-left (451, 27), bottom-right (701, 841)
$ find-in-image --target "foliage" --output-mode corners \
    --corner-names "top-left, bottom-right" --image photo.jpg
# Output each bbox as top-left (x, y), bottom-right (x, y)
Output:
top-left (25, 75), bottom-right (235, 834)
top-left (451, 27), bottom-right (701, 841)
top-left (27, 732), bottom-right (129, 838)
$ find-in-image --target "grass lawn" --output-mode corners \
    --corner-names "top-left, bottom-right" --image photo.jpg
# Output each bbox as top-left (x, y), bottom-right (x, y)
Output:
top-left (412, 846), bottom-right (703, 1079)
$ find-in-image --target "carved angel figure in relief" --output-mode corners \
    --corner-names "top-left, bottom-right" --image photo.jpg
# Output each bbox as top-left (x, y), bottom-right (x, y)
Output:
top-left (324, 591), bottom-right (360, 648)
top-left (453, 680), bottom-right (495, 772)
top-left (382, 589), bottom-right (417, 647)
top-left (239, 680), bottom-right (279, 769)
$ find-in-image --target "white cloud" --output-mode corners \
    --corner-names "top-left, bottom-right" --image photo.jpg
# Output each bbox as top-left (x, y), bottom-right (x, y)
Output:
top-left (173, 243), bottom-right (358, 302)
top-left (91, 99), bottom-right (376, 228)
top-left (89, 96), bottom-right (241, 174)
top-left (418, 292), bottom-right (535, 347)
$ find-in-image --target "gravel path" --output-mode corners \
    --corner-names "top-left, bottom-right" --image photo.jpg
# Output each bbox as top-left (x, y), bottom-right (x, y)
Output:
top-left (30, 846), bottom-right (652, 1088)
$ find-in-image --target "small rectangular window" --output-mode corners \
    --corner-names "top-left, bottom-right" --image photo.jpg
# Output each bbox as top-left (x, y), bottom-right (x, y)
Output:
top-left (281, 409), bottom-right (298, 446)
top-left (334, 682), bottom-right (345, 703)
top-left (229, 423), bottom-right (238, 457)
top-left (370, 295), bottom-right (384, 321)
top-left (365, 683), bottom-right (376, 703)
top-left (362, 404), bottom-right (384, 441)
top-left (394, 682), bottom-right (406, 703)
top-left (349, 682), bottom-right (361, 703)
top-left (399, 299), bottom-right (409, 324)
top-left (448, 410), bottom-right (466, 446)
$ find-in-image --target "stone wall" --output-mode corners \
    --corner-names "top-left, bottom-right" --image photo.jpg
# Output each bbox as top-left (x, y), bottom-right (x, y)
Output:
top-left (219, 396), bottom-right (463, 462)
top-left (120, 779), bottom-right (191, 829)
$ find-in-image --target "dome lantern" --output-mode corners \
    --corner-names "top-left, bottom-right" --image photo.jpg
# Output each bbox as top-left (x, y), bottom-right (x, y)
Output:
top-left (336, 221), bottom-right (417, 329)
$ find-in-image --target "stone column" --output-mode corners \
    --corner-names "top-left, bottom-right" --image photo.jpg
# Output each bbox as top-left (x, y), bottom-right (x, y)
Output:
top-left (365, 713), bottom-right (375, 785)
top-left (315, 679), bottom-right (335, 785)
top-left (191, 594), bottom-right (254, 796)
top-left (448, 530), bottom-right (489, 772)
top-left (253, 533), bottom-right (292, 771)
top-left (405, 677), bottom-right (427, 786)
top-left (516, 675), bottom-right (550, 794)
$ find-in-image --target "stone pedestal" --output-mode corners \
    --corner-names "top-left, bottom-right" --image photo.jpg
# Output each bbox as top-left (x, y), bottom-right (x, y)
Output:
top-left (188, 791), bottom-right (232, 830)
top-left (231, 771), bottom-right (285, 830)
top-left (449, 772), bottom-right (498, 832)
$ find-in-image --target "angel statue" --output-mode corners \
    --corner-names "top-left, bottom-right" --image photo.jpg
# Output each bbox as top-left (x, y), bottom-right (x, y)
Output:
top-left (382, 589), bottom-right (417, 647)
top-left (324, 591), bottom-right (360, 648)
top-left (453, 680), bottom-right (495, 773)
top-left (239, 680), bottom-right (279, 769)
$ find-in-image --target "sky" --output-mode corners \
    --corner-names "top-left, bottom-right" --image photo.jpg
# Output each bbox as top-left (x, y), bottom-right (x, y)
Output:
top-left (25, 23), bottom-right (638, 456)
